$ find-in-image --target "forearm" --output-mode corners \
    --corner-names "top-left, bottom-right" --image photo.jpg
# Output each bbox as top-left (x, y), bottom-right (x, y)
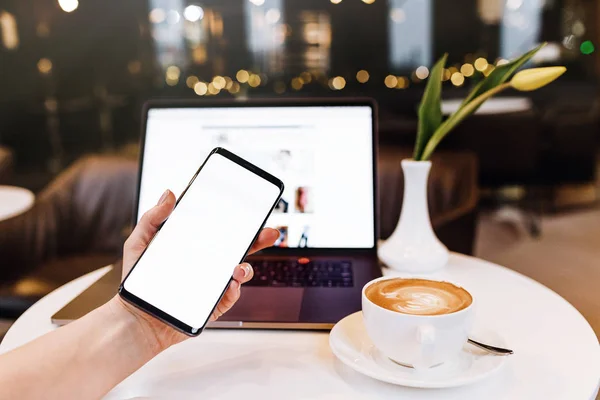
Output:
top-left (0, 297), bottom-right (162, 400)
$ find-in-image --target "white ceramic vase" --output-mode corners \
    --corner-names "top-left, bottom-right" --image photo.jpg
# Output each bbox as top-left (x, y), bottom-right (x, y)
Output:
top-left (378, 160), bottom-right (449, 273)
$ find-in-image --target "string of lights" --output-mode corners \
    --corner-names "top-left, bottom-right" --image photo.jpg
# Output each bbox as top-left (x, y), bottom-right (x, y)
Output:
top-left (159, 54), bottom-right (518, 97)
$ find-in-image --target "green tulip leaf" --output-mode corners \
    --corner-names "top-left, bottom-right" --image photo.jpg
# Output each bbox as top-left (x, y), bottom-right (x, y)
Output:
top-left (414, 54), bottom-right (447, 160)
top-left (420, 83), bottom-right (511, 161)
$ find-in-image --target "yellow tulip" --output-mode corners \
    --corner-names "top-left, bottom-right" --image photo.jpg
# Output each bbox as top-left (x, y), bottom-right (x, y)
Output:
top-left (511, 66), bottom-right (566, 91)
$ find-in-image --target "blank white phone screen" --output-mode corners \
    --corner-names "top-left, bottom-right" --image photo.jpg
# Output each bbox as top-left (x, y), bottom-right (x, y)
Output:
top-left (123, 152), bottom-right (281, 332)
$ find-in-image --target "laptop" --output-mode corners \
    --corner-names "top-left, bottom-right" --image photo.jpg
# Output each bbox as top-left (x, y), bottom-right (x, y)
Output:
top-left (52, 99), bottom-right (382, 329)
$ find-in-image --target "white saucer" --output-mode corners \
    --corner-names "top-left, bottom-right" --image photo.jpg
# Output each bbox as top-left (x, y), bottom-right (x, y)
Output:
top-left (329, 312), bottom-right (508, 389)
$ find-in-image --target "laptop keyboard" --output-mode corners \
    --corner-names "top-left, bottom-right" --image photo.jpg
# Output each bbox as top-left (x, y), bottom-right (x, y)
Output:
top-left (246, 260), bottom-right (354, 288)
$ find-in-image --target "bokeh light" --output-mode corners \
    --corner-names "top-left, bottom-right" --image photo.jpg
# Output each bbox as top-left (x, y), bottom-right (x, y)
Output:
top-left (207, 82), bottom-right (220, 95)
top-left (186, 76), bottom-right (199, 88)
top-left (212, 76), bottom-right (226, 89)
top-left (248, 74), bottom-right (261, 87)
top-left (183, 5), bottom-right (204, 22)
top-left (149, 8), bottom-right (166, 24)
top-left (460, 63), bottom-right (474, 77)
top-left (228, 82), bottom-right (241, 94)
top-left (165, 66), bottom-right (180, 86)
top-left (194, 82), bottom-right (208, 95)
top-left (396, 77), bottom-right (409, 89)
top-left (37, 58), bottom-right (53, 74)
top-left (474, 57), bottom-right (488, 72)
top-left (572, 20), bottom-right (585, 37)
top-left (58, 0), bottom-right (79, 13)
top-left (167, 10), bottom-right (180, 25)
top-left (331, 76), bottom-right (346, 90)
top-left (483, 64), bottom-right (495, 77)
top-left (265, 9), bottom-right (281, 24)
top-left (291, 78), bottom-right (303, 90)
top-left (166, 66), bottom-right (180, 80)
top-left (451, 72), bottom-right (465, 86)
top-left (384, 75), bottom-right (398, 88)
top-left (224, 76), bottom-right (233, 90)
top-left (356, 70), bottom-right (370, 83)
top-left (415, 66), bottom-right (429, 80)
top-left (581, 40), bottom-right (595, 55)
top-left (236, 70), bottom-right (249, 83)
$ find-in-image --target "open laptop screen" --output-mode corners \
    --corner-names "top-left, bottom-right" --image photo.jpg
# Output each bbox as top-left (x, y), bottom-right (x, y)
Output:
top-left (138, 104), bottom-right (375, 249)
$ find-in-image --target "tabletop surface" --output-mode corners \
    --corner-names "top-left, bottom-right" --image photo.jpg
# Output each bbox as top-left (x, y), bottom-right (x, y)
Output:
top-left (1, 254), bottom-right (599, 400)
top-left (0, 185), bottom-right (35, 222)
top-left (441, 97), bottom-right (533, 115)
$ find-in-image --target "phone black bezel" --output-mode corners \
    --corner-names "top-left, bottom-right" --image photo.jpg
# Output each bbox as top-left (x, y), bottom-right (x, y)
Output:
top-left (118, 147), bottom-right (284, 336)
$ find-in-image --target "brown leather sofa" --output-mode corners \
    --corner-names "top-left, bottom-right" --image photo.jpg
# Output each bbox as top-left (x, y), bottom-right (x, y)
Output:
top-left (0, 155), bottom-right (137, 318)
top-left (0, 148), bottom-right (478, 318)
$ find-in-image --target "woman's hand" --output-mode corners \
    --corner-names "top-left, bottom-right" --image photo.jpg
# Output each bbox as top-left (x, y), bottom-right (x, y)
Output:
top-left (0, 189), bottom-right (278, 399)
top-left (111, 189), bottom-right (279, 352)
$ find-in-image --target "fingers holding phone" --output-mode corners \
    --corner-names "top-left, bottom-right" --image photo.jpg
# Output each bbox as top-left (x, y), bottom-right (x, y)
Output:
top-left (122, 190), bottom-right (177, 278)
top-left (210, 262), bottom-right (257, 321)
top-left (119, 148), bottom-right (284, 336)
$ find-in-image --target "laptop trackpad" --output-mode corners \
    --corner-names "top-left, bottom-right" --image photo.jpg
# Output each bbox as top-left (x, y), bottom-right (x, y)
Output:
top-left (219, 287), bottom-right (303, 322)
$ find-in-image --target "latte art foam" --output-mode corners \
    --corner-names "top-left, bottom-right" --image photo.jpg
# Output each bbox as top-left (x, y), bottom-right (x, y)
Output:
top-left (365, 279), bottom-right (472, 316)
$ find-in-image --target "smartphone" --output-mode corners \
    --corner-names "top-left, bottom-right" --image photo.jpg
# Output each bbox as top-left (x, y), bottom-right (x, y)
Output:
top-left (119, 147), bottom-right (284, 336)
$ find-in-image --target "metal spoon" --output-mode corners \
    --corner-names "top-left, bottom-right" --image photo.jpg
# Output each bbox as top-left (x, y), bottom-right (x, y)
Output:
top-left (467, 338), bottom-right (514, 356)
top-left (389, 339), bottom-right (513, 370)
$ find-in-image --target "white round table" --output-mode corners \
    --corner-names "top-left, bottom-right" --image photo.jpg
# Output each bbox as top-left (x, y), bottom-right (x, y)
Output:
top-left (441, 97), bottom-right (532, 115)
top-left (1, 254), bottom-right (598, 399)
top-left (0, 185), bottom-right (35, 221)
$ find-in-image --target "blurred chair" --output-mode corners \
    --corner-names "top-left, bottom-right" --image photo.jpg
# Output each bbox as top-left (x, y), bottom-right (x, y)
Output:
top-left (0, 155), bottom-right (137, 318)
top-left (442, 110), bottom-right (541, 187)
top-left (538, 103), bottom-right (599, 185)
top-left (440, 110), bottom-right (547, 236)
top-left (0, 146), bottom-right (14, 185)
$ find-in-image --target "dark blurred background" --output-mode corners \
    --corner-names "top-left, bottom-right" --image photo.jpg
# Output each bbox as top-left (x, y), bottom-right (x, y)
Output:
top-left (0, 0), bottom-right (599, 190)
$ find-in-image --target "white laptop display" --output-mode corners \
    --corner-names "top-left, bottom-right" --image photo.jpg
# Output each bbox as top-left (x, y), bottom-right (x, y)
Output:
top-left (139, 104), bottom-right (375, 250)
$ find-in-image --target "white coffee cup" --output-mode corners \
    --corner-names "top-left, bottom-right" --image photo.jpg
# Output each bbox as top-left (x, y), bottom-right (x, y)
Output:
top-left (361, 277), bottom-right (474, 371)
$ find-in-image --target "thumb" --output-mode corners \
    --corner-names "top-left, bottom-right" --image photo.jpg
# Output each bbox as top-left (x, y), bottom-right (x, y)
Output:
top-left (123, 190), bottom-right (176, 264)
